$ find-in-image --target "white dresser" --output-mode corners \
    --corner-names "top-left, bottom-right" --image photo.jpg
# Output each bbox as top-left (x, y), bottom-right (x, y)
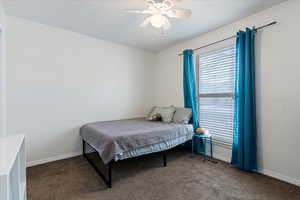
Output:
top-left (0, 135), bottom-right (26, 200)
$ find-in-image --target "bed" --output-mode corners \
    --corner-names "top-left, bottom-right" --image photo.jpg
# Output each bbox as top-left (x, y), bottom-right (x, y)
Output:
top-left (80, 118), bottom-right (193, 188)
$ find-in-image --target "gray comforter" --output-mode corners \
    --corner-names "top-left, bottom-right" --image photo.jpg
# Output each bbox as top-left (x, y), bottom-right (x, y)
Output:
top-left (80, 118), bottom-right (193, 164)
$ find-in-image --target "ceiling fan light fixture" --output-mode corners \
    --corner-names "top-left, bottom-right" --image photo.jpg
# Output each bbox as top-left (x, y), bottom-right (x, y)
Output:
top-left (150, 14), bottom-right (164, 28)
top-left (127, 0), bottom-right (191, 30)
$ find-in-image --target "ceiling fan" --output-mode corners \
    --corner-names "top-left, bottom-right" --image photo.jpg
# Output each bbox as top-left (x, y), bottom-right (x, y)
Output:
top-left (126, 0), bottom-right (192, 30)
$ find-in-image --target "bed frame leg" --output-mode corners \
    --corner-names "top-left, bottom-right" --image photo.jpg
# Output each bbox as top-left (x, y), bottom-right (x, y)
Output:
top-left (108, 161), bottom-right (112, 188)
top-left (82, 139), bottom-right (113, 188)
top-left (83, 139), bottom-right (86, 156)
top-left (163, 151), bottom-right (167, 167)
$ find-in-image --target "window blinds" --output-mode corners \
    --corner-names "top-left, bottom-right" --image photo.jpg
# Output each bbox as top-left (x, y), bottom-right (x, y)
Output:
top-left (198, 46), bottom-right (236, 145)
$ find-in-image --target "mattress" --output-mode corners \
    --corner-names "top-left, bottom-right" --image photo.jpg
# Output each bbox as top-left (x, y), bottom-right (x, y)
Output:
top-left (80, 118), bottom-right (193, 164)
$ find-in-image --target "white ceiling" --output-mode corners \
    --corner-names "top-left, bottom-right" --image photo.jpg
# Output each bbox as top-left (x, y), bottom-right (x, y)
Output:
top-left (3, 0), bottom-right (286, 52)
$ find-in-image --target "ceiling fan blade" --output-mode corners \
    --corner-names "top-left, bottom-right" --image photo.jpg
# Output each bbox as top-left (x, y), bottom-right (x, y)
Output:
top-left (140, 17), bottom-right (152, 27)
top-left (167, 9), bottom-right (192, 18)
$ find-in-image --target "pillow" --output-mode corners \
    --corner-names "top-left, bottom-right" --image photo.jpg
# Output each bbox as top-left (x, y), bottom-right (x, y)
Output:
top-left (173, 107), bottom-right (192, 124)
top-left (153, 106), bottom-right (176, 123)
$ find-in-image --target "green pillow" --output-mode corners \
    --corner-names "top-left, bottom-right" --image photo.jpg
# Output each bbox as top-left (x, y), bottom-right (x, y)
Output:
top-left (153, 106), bottom-right (176, 123)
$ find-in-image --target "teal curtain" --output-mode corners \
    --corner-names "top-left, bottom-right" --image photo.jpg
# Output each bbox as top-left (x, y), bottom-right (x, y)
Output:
top-left (183, 49), bottom-right (203, 152)
top-left (231, 28), bottom-right (257, 171)
top-left (183, 49), bottom-right (199, 130)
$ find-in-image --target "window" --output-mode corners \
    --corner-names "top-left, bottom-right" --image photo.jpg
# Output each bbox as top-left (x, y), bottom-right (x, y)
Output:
top-left (198, 46), bottom-right (236, 145)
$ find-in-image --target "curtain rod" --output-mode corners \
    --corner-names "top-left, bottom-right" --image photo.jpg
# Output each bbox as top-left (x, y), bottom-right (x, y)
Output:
top-left (178, 21), bottom-right (277, 56)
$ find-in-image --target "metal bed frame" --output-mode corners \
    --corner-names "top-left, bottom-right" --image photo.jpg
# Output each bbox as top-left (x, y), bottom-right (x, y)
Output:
top-left (82, 139), bottom-right (167, 188)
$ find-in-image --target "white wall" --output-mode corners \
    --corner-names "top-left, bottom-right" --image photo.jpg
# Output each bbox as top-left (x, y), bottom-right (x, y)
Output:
top-left (0, 0), bottom-right (6, 137)
top-left (153, 0), bottom-right (300, 186)
top-left (6, 16), bottom-right (155, 165)
top-left (3, 0), bottom-right (300, 187)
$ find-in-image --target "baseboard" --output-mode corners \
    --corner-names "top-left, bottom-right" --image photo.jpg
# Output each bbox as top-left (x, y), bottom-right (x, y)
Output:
top-left (26, 151), bottom-right (82, 167)
top-left (257, 168), bottom-right (300, 187)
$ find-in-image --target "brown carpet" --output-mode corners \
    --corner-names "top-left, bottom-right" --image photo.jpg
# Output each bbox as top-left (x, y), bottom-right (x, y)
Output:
top-left (27, 147), bottom-right (300, 200)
